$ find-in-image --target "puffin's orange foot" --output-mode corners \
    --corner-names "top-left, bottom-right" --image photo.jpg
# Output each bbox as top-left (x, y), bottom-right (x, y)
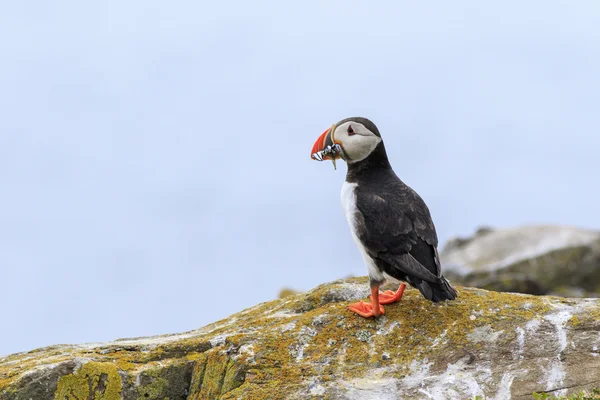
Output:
top-left (348, 301), bottom-right (385, 318)
top-left (379, 283), bottom-right (407, 305)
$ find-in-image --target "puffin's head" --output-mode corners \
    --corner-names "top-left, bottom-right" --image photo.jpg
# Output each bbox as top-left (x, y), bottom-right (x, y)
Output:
top-left (310, 117), bottom-right (382, 169)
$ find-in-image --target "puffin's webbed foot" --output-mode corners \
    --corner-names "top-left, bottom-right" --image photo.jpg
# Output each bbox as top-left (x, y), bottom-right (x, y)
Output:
top-left (348, 286), bottom-right (385, 318)
top-left (378, 283), bottom-right (407, 305)
top-left (348, 301), bottom-right (385, 318)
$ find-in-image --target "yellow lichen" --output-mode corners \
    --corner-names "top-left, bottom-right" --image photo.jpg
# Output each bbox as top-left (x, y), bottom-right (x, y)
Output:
top-left (198, 352), bottom-right (229, 398)
top-left (568, 315), bottom-right (581, 327)
top-left (135, 369), bottom-right (169, 400)
top-left (194, 280), bottom-right (552, 399)
top-left (0, 276), bottom-right (591, 400)
top-left (188, 354), bottom-right (208, 400)
top-left (110, 353), bottom-right (137, 371)
top-left (0, 378), bottom-right (13, 393)
top-left (185, 352), bottom-right (205, 362)
top-left (54, 362), bottom-right (121, 400)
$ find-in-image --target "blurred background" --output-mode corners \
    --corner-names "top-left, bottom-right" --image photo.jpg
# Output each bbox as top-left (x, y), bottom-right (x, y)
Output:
top-left (1, 1), bottom-right (599, 357)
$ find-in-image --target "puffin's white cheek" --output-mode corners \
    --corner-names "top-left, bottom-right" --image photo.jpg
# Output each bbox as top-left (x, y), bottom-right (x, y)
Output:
top-left (346, 137), bottom-right (368, 161)
top-left (341, 139), bottom-right (362, 160)
top-left (345, 136), bottom-right (380, 162)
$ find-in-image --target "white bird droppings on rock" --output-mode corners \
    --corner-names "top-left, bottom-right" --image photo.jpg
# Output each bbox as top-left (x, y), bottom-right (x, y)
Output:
top-left (330, 282), bottom-right (371, 302)
top-left (266, 310), bottom-right (302, 319)
top-left (515, 327), bottom-right (525, 359)
top-left (404, 357), bottom-right (489, 400)
top-left (545, 362), bottom-right (567, 395)
top-left (544, 310), bottom-right (572, 355)
top-left (209, 335), bottom-right (227, 348)
top-left (309, 384), bottom-right (326, 396)
top-left (341, 376), bottom-right (401, 400)
top-left (401, 359), bottom-right (432, 390)
top-left (467, 325), bottom-right (503, 344)
top-left (280, 322), bottom-right (296, 333)
top-left (490, 373), bottom-right (515, 400)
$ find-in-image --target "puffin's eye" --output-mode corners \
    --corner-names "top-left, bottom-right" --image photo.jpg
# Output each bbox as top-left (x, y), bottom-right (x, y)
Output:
top-left (347, 125), bottom-right (355, 135)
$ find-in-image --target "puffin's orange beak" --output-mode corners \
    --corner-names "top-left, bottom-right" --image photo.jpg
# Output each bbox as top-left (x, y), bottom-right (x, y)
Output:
top-left (311, 128), bottom-right (333, 160)
top-left (310, 124), bottom-right (341, 162)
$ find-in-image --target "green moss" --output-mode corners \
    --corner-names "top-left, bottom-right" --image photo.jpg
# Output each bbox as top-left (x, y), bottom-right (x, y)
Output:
top-left (221, 358), bottom-right (248, 394)
top-left (134, 361), bottom-right (194, 400)
top-left (54, 362), bottom-right (121, 400)
top-left (136, 375), bottom-right (168, 400)
top-left (187, 351), bottom-right (248, 399)
top-left (187, 354), bottom-right (207, 400)
top-left (135, 367), bottom-right (168, 400)
top-left (199, 352), bottom-right (228, 398)
top-left (532, 388), bottom-right (600, 399)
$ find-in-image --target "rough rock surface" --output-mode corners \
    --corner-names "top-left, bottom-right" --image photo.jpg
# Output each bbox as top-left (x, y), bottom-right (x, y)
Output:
top-left (441, 225), bottom-right (600, 297)
top-left (2, 277), bottom-right (600, 400)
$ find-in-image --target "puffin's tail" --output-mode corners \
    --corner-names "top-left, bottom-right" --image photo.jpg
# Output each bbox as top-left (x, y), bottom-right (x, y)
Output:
top-left (412, 276), bottom-right (458, 302)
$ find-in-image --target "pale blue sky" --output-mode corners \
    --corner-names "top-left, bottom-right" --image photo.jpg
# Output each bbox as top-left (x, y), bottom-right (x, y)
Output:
top-left (1, 1), bottom-right (599, 356)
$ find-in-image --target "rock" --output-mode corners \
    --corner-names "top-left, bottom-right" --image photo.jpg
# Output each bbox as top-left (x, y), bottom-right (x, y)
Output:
top-left (442, 225), bottom-right (495, 254)
top-left (2, 277), bottom-right (600, 399)
top-left (441, 225), bottom-right (600, 297)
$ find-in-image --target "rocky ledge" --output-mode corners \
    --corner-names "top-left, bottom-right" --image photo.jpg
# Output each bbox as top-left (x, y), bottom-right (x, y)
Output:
top-left (1, 277), bottom-right (600, 400)
top-left (441, 225), bottom-right (600, 297)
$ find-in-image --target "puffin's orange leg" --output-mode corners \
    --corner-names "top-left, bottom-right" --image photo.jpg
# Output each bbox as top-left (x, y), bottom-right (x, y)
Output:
top-left (348, 287), bottom-right (385, 318)
top-left (379, 283), bottom-right (407, 305)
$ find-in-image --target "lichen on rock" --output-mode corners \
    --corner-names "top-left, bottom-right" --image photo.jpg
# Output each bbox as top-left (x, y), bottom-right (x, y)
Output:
top-left (54, 361), bottom-right (122, 400)
top-left (1, 276), bottom-right (600, 399)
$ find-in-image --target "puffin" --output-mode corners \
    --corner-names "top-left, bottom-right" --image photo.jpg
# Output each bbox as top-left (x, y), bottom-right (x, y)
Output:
top-left (310, 117), bottom-right (457, 318)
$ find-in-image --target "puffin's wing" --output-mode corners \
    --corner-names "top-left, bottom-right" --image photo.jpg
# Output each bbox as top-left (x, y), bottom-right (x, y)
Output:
top-left (355, 188), bottom-right (441, 283)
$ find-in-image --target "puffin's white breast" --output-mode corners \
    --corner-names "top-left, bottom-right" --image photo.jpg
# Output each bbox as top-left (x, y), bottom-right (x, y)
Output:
top-left (341, 181), bottom-right (384, 282)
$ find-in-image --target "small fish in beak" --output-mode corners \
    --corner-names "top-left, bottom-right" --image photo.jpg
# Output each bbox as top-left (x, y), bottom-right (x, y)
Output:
top-left (312, 144), bottom-right (343, 169)
top-left (310, 124), bottom-right (343, 170)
